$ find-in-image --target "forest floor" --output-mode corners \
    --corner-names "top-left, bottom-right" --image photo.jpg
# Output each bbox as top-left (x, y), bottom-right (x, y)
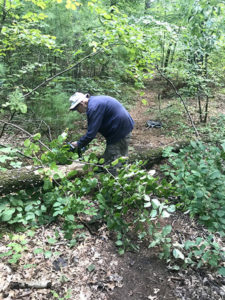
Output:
top-left (1, 81), bottom-right (225, 300)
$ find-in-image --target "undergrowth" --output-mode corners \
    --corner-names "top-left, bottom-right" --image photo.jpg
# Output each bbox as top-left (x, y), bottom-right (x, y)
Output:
top-left (1, 123), bottom-right (225, 275)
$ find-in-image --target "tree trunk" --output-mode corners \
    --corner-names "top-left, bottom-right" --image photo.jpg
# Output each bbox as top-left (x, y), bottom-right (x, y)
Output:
top-left (0, 141), bottom-right (192, 196)
top-left (0, 0), bottom-right (7, 35)
top-left (0, 161), bottom-right (85, 196)
top-left (145, 0), bottom-right (151, 10)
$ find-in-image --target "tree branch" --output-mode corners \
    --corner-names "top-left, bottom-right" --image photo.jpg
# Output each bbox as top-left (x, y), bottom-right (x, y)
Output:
top-left (155, 66), bottom-right (200, 138)
top-left (24, 50), bottom-right (102, 98)
top-left (0, 120), bottom-right (52, 152)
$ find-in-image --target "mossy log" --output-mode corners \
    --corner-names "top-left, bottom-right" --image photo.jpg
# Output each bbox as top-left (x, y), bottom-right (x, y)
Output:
top-left (129, 140), bottom-right (190, 167)
top-left (0, 140), bottom-right (191, 196)
top-left (0, 162), bottom-right (85, 196)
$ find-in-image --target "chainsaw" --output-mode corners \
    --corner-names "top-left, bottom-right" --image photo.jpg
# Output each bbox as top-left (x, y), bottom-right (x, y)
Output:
top-left (67, 142), bottom-right (87, 158)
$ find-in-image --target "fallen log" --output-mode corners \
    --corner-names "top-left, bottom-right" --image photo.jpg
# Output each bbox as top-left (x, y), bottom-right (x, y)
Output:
top-left (0, 140), bottom-right (192, 196)
top-left (0, 161), bottom-right (85, 196)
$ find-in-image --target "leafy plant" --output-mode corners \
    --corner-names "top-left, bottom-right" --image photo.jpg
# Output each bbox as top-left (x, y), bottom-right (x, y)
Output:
top-left (165, 234), bottom-right (225, 274)
top-left (162, 140), bottom-right (225, 233)
top-left (0, 234), bottom-right (28, 265)
top-left (0, 146), bottom-right (23, 171)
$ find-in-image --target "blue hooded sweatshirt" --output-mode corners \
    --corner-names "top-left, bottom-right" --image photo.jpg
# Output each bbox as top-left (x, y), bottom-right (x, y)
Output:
top-left (77, 95), bottom-right (134, 148)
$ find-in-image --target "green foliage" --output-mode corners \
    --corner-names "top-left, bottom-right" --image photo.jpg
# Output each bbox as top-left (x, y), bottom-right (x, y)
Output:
top-left (0, 147), bottom-right (23, 170)
top-left (30, 85), bottom-right (78, 136)
top-left (182, 235), bottom-right (223, 269)
top-left (164, 234), bottom-right (225, 273)
top-left (93, 159), bottom-right (175, 251)
top-left (162, 140), bottom-right (225, 233)
top-left (0, 189), bottom-right (47, 225)
top-left (2, 89), bottom-right (27, 114)
top-left (0, 234), bottom-right (28, 265)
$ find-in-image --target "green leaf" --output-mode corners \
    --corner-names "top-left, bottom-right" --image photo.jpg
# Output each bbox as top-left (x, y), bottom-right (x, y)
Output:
top-left (99, 158), bottom-right (105, 164)
top-left (24, 264), bottom-right (36, 269)
top-left (150, 209), bottom-right (157, 218)
top-left (221, 142), bottom-right (225, 152)
top-left (184, 240), bottom-right (195, 250)
top-left (111, 159), bottom-right (119, 166)
top-left (118, 248), bottom-right (125, 255)
top-left (24, 139), bottom-right (31, 147)
top-left (2, 208), bottom-right (16, 221)
top-left (162, 225), bottom-right (172, 236)
top-left (151, 198), bottom-right (160, 209)
top-left (173, 248), bottom-right (185, 260)
top-left (33, 248), bottom-right (44, 254)
top-left (33, 133), bottom-right (41, 141)
top-left (65, 215), bottom-right (75, 222)
top-left (167, 205), bottom-right (176, 213)
top-left (44, 251), bottom-right (52, 258)
top-left (47, 238), bottom-right (57, 244)
top-left (161, 210), bottom-right (170, 218)
top-left (144, 195), bottom-right (150, 202)
top-left (217, 210), bottom-right (225, 217)
top-left (87, 264), bottom-right (95, 272)
top-left (218, 267), bottom-right (225, 276)
top-left (116, 240), bottom-right (123, 246)
top-left (200, 215), bottom-right (210, 221)
top-left (141, 99), bottom-right (148, 106)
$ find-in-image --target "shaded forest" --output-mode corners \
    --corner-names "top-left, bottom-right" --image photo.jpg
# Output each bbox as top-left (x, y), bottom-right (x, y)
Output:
top-left (1, 0), bottom-right (225, 299)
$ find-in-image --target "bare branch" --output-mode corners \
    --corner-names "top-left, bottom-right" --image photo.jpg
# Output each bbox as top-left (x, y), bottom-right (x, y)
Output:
top-left (24, 50), bottom-right (102, 99)
top-left (155, 66), bottom-right (200, 138)
top-left (0, 120), bottom-right (52, 152)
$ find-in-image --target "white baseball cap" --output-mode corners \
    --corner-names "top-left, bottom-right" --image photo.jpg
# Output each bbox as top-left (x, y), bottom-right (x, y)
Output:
top-left (69, 92), bottom-right (88, 110)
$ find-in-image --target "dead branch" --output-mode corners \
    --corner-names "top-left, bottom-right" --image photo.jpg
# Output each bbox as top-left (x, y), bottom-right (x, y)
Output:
top-left (9, 280), bottom-right (52, 289)
top-left (155, 66), bottom-right (200, 138)
top-left (0, 120), bottom-right (52, 152)
top-left (24, 50), bottom-right (102, 99)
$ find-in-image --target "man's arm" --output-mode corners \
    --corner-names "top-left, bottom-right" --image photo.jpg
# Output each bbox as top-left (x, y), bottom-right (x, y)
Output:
top-left (75, 105), bottom-right (105, 148)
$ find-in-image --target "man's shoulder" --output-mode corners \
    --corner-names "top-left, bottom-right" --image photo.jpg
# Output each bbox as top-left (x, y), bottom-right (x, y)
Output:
top-left (90, 95), bottom-right (115, 102)
top-left (89, 95), bottom-right (116, 108)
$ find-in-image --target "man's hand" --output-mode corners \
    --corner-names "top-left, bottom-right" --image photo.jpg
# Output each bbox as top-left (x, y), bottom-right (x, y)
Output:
top-left (71, 141), bottom-right (78, 148)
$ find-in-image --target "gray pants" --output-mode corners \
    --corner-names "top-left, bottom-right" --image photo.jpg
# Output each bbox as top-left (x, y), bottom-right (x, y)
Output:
top-left (103, 133), bottom-right (131, 166)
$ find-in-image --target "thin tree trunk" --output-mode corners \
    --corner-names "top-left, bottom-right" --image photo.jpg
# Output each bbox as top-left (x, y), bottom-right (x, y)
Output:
top-left (145, 0), bottom-right (151, 11)
top-left (198, 93), bottom-right (203, 123)
top-left (0, 0), bottom-right (7, 34)
top-left (203, 94), bottom-right (209, 123)
top-left (164, 43), bottom-right (172, 69)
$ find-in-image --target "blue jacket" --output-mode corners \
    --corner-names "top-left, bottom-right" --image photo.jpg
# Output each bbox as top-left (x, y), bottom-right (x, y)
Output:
top-left (77, 95), bottom-right (134, 148)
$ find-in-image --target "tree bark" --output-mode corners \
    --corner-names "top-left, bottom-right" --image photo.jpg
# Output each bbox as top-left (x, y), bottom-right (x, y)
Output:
top-left (0, 161), bottom-right (85, 196)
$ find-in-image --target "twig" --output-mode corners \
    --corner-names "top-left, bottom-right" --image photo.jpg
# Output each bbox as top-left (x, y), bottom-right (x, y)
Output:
top-left (14, 291), bottom-right (33, 299)
top-left (155, 65), bottom-right (200, 138)
top-left (0, 143), bottom-right (33, 160)
top-left (0, 111), bottom-right (16, 138)
top-left (0, 120), bottom-right (52, 152)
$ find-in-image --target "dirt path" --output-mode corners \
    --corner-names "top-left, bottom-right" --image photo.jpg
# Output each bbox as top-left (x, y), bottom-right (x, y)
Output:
top-left (129, 89), bottom-right (175, 152)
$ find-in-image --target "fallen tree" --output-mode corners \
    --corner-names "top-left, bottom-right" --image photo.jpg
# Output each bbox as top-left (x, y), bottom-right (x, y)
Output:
top-left (0, 161), bottom-right (86, 196)
top-left (0, 140), bottom-right (190, 196)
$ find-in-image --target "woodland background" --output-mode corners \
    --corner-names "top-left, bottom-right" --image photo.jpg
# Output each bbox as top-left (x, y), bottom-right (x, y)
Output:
top-left (1, 1), bottom-right (225, 299)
